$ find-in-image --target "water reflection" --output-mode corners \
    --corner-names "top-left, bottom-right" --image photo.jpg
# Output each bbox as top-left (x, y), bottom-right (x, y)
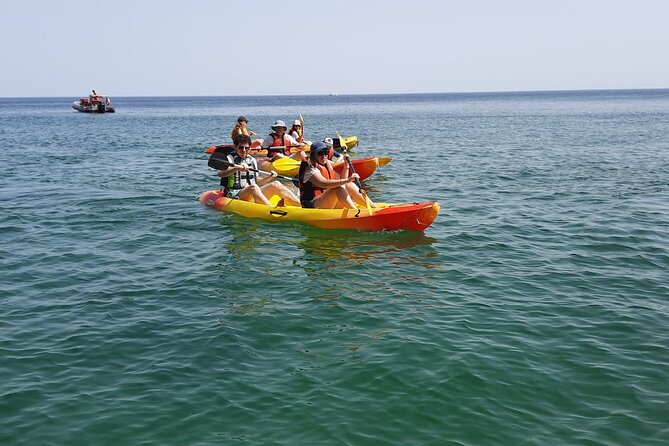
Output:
top-left (214, 213), bottom-right (443, 301)
top-left (292, 226), bottom-right (441, 283)
top-left (298, 226), bottom-right (436, 259)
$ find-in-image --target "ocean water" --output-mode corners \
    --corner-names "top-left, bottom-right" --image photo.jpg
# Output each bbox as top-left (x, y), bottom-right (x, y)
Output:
top-left (1, 90), bottom-right (668, 445)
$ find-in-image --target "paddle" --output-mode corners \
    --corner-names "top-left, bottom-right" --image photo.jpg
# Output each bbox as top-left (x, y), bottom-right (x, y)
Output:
top-left (338, 133), bottom-right (373, 215)
top-left (208, 151), bottom-right (295, 182)
top-left (378, 157), bottom-right (393, 166)
top-left (336, 131), bottom-right (349, 151)
top-left (271, 157), bottom-right (301, 168)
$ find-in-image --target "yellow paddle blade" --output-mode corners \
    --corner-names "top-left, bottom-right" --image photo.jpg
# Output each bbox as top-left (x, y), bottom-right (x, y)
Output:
top-left (336, 131), bottom-right (348, 150)
top-left (299, 114), bottom-right (304, 126)
top-left (270, 156), bottom-right (301, 176)
top-left (272, 157), bottom-right (301, 168)
top-left (378, 157), bottom-right (393, 166)
top-left (363, 191), bottom-right (374, 215)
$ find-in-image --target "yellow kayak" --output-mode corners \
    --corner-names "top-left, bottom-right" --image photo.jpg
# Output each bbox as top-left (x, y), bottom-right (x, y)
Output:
top-left (200, 190), bottom-right (440, 231)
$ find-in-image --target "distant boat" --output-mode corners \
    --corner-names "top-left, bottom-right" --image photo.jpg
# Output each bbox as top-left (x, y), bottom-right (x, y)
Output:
top-left (329, 93), bottom-right (338, 96)
top-left (72, 92), bottom-right (115, 113)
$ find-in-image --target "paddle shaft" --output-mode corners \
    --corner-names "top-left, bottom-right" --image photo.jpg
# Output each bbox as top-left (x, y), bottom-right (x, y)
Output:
top-left (209, 157), bottom-right (294, 181)
top-left (255, 145), bottom-right (302, 151)
top-left (342, 149), bottom-right (363, 190)
top-left (342, 147), bottom-right (374, 214)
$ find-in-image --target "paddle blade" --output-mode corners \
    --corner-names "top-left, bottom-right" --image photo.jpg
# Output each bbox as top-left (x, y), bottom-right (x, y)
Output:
top-left (336, 131), bottom-right (347, 150)
top-left (271, 157), bottom-right (301, 168)
top-left (270, 156), bottom-right (301, 176)
top-left (378, 157), bottom-right (393, 166)
top-left (208, 151), bottom-right (232, 170)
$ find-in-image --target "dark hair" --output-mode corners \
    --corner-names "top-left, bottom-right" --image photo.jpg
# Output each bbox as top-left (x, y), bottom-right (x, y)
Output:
top-left (237, 116), bottom-right (247, 123)
top-left (235, 134), bottom-right (252, 147)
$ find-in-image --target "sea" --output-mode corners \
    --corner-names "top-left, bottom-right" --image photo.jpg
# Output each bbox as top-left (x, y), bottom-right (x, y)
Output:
top-left (1, 90), bottom-right (668, 445)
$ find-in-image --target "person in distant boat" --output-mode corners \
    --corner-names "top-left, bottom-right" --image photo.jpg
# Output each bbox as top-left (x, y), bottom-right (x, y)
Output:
top-left (90, 90), bottom-right (102, 105)
top-left (298, 141), bottom-right (374, 209)
top-left (260, 120), bottom-right (307, 163)
top-left (230, 116), bottom-right (256, 142)
top-left (217, 135), bottom-right (300, 206)
top-left (288, 119), bottom-right (312, 145)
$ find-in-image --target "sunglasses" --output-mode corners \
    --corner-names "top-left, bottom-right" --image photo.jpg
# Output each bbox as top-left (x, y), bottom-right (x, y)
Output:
top-left (237, 146), bottom-right (251, 150)
top-left (317, 150), bottom-right (329, 156)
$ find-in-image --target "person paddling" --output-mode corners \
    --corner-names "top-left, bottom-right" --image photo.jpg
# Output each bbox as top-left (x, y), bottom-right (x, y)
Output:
top-left (260, 120), bottom-right (307, 163)
top-left (217, 135), bottom-right (300, 206)
top-left (289, 119), bottom-right (312, 145)
top-left (298, 141), bottom-right (374, 209)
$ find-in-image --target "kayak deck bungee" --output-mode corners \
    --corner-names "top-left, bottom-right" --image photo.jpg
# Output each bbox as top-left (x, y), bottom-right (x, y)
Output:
top-left (200, 190), bottom-right (439, 232)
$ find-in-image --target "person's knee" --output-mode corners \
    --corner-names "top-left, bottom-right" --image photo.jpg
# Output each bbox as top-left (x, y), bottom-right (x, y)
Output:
top-left (264, 183), bottom-right (280, 193)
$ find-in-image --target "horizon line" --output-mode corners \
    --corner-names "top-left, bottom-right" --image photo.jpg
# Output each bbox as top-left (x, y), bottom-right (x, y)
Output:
top-left (1, 87), bottom-right (668, 100)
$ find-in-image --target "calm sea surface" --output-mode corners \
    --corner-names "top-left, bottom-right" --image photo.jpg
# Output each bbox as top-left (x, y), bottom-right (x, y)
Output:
top-left (1, 91), bottom-right (668, 445)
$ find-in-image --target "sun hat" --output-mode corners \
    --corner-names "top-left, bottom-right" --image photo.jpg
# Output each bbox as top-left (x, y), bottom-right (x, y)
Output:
top-left (323, 137), bottom-right (334, 148)
top-left (293, 120), bottom-right (302, 126)
top-left (271, 120), bottom-right (287, 129)
top-left (237, 116), bottom-right (247, 123)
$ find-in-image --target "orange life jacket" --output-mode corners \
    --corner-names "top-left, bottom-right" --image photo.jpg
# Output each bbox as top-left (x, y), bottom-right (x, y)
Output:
top-left (269, 133), bottom-right (291, 156)
top-left (231, 124), bottom-right (249, 141)
top-left (298, 161), bottom-right (337, 201)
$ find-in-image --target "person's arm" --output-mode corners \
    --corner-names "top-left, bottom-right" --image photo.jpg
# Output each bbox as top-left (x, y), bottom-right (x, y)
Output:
top-left (286, 134), bottom-right (304, 148)
top-left (217, 163), bottom-right (248, 178)
top-left (260, 136), bottom-right (272, 149)
top-left (337, 155), bottom-right (350, 179)
top-left (257, 170), bottom-right (277, 186)
top-left (308, 166), bottom-right (358, 189)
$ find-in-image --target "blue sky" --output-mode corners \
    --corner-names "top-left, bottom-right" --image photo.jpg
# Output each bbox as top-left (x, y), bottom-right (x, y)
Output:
top-left (1, 0), bottom-right (667, 97)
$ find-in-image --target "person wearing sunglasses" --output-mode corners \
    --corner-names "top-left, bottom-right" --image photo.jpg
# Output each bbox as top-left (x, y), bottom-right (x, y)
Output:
top-left (218, 135), bottom-right (300, 206)
top-left (297, 141), bottom-right (375, 209)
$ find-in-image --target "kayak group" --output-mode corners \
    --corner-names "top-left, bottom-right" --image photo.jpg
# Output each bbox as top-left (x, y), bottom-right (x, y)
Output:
top-left (200, 116), bottom-right (440, 232)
